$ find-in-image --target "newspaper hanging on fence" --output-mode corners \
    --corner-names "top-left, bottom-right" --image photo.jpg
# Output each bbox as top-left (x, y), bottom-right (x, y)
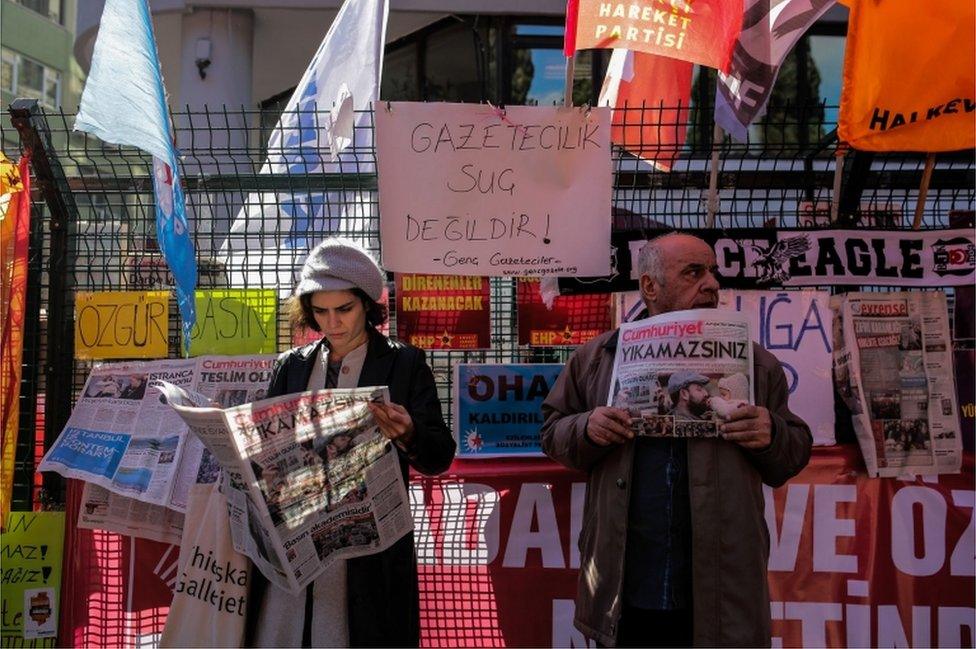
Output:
top-left (833, 292), bottom-right (962, 477)
top-left (156, 383), bottom-right (413, 594)
top-left (608, 309), bottom-right (754, 438)
top-left (39, 356), bottom-right (274, 516)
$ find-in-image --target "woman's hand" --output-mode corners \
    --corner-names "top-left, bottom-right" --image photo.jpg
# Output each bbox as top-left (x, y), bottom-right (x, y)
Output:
top-left (368, 402), bottom-right (416, 446)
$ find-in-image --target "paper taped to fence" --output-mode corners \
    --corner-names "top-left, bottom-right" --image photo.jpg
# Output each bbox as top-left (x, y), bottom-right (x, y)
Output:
top-left (0, 512), bottom-right (64, 640)
top-left (74, 291), bottom-right (170, 360)
top-left (454, 364), bottom-right (562, 457)
top-left (718, 290), bottom-right (835, 446)
top-left (376, 102), bottom-right (612, 277)
top-left (39, 356), bottom-right (274, 514)
top-left (833, 292), bottom-right (962, 477)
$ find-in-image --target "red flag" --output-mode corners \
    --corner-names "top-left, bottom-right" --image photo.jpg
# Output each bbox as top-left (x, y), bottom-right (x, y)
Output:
top-left (599, 49), bottom-right (693, 171)
top-left (564, 0), bottom-right (580, 56)
top-left (573, 0), bottom-right (742, 71)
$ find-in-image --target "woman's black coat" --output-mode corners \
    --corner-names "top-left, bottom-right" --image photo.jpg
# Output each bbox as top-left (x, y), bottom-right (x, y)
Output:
top-left (245, 326), bottom-right (456, 647)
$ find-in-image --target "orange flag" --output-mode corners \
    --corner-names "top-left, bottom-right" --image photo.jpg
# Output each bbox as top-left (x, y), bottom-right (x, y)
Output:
top-left (838, 0), bottom-right (975, 152)
top-left (599, 49), bottom-right (693, 171)
top-left (1, 153), bottom-right (30, 526)
top-left (574, 0), bottom-right (742, 71)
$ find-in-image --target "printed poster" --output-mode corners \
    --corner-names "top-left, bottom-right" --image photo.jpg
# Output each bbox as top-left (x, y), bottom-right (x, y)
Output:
top-left (187, 289), bottom-right (277, 356)
top-left (376, 102), bottom-right (612, 277)
top-left (395, 274), bottom-right (490, 350)
top-left (955, 349), bottom-right (974, 454)
top-left (74, 291), bottom-right (170, 360)
top-left (453, 364), bottom-right (562, 457)
top-left (719, 290), bottom-right (835, 446)
top-left (517, 278), bottom-right (611, 346)
top-left (0, 512), bottom-right (65, 641)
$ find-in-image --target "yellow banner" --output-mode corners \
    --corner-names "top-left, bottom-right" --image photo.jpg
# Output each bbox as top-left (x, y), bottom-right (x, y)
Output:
top-left (0, 512), bottom-right (65, 641)
top-left (74, 291), bottom-right (170, 359)
top-left (838, 0), bottom-right (975, 152)
top-left (187, 289), bottom-right (277, 356)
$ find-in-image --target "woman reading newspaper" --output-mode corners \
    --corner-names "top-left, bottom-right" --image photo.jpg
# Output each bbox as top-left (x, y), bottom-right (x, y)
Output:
top-left (246, 238), bottom-right (456, 647)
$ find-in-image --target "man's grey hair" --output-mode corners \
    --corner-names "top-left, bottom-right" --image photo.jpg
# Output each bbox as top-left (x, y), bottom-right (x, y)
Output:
top-left (637, 232), bottom-right (686, 284)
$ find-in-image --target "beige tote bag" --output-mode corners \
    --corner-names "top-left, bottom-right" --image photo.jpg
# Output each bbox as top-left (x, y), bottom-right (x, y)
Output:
top-left (160, 482), bottom-right (250, 648)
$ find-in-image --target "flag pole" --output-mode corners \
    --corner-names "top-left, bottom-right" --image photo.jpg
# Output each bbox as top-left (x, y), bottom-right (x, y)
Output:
top-left (564, 57), bottom-right (576, 107)
top-left (830, 143), bottom-right (847, 223)
top-left (911, 153), bottom-right (936, 230)
top-left (705, 123), bottom-right (723, 227)
top-left (563, 0), bottom-right (578, 108)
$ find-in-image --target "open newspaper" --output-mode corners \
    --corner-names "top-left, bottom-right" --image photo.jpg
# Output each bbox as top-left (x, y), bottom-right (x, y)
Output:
top-left (608, 309), bottom-right (754, 437)
top-left (39, 356), bottom-right (274, 514)
top-left (833, 291), bottom-right (961, 477)
top-left (78, 482), bottom-right (185, 545)
top-left (156, 382), bottom-right (414, 594)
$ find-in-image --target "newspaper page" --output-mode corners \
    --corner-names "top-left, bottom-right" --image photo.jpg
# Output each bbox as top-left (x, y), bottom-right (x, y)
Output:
top-left (39, 356), bottom-right (275, 517)
top-left (837, 291), bottom-right (962, 477)
top-left (157, 383), bottom-right (414, 594)
top-left (77, 482), bottom-right (185, 545)
top-left (39, 359), bottom-right (197, 509)
top-left (608, 309), bottom-right (754, 438)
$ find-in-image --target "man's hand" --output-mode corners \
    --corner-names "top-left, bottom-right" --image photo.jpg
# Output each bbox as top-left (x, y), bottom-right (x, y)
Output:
top-left (720, 405), bottom-right (772, 450)
top-left (586, 407), bottom-right (634, 446)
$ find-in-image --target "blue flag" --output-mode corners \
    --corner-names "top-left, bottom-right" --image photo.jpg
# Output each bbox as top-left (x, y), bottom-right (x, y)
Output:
top-left (75, 0), bottom-right (197, 354)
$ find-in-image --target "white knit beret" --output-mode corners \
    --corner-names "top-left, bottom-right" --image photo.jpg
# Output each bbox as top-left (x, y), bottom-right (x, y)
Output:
top-left (294, 238), bottom-right (385, 301)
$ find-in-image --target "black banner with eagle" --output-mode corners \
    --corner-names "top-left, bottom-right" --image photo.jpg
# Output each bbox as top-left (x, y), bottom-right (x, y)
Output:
top-left (558, 228), bottom-right (976, 294)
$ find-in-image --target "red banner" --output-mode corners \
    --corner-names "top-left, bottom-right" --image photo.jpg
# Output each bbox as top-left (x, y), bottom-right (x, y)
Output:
top-left (516, 278), bottom-right (611, 346)
top-left (395, 274), bottom-right (491, 350)
top-left (59, 448), bottom-right (974, 647)
top-left (1, 154), bottom-right (30, 527)
top-left (573, 0), bottom-right (743, 72)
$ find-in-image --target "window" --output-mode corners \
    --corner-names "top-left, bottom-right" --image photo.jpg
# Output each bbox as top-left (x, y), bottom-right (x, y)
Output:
top-left (1, 48), bottom-right (62, 107)
top-left (1, 49), bottom-right (15, 94)
top-left (18, 58), bottom-right (44, 95)
top-left (14, 0), bottom-right (62, 24)
top-left (507, 21), bottom-right (600, 107)
top-left (809, 35), bottom-right (845, 125)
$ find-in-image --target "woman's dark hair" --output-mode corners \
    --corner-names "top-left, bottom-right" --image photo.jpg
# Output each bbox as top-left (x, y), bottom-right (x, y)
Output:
top-left (287, 288), bottom-right (388, 333)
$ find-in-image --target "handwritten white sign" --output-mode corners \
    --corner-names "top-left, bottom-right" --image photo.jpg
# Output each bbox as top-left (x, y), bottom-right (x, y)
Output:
top-left (376, 102), bottom-right (612, 277)
top-left (719, 290), bottom-right (835, 446)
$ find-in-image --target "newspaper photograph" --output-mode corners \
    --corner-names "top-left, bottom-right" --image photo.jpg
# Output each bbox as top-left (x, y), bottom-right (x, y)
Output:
top-left (834, 291), bottom-right (962, 477)
top-left (157, 383), bottom-right (414, 594)
top-left (38, 355), bottom-right (275, 513)
top-left (608, 309), bottom-right (754, 438)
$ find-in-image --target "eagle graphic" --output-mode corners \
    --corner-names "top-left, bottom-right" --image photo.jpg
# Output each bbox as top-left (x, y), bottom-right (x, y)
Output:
top-left (750, 236), bottom-right (812, 283)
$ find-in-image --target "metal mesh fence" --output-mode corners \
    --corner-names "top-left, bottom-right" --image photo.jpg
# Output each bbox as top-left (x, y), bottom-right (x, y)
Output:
top-left (3, 99), bottom-right (974, 514)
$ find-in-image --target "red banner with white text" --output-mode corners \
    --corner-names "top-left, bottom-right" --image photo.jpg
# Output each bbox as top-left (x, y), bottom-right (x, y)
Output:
top-left (59, 447), bottom-right (974, 647)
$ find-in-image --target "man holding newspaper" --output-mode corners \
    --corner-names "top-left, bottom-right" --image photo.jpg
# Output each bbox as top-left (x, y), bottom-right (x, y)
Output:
top-left (542, 233), bottom-right (812, 647)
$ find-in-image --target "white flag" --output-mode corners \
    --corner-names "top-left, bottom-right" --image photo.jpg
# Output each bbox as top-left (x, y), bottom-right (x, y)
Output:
top-left (221, 0), bottom-right (389, 292)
